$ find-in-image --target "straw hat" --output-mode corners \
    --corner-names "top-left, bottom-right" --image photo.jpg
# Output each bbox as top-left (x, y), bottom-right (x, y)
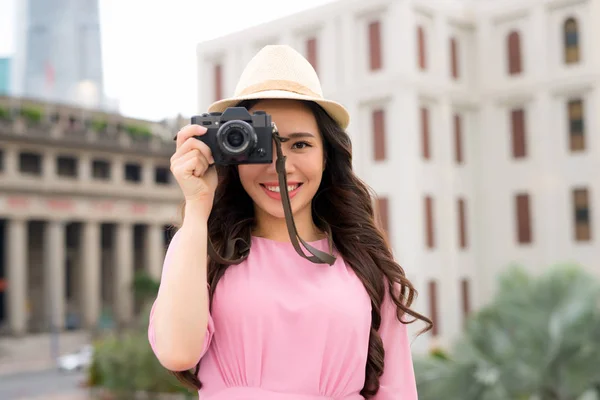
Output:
top-left (208, 45), bottom-right (350, 130)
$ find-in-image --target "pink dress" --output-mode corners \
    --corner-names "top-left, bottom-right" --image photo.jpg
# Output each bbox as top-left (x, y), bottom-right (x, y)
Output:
top-left (148, 233), bottom-right (418, 400)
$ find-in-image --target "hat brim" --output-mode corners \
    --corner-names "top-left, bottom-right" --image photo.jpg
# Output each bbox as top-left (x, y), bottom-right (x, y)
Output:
top-left (207, 90), bottom-right (350, 130)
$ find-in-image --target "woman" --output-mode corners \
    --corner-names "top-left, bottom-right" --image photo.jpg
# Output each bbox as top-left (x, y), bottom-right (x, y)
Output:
top-left (148, 45), bottom-right (432, 399)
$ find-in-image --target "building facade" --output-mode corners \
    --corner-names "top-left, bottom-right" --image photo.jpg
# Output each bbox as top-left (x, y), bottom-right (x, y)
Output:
top-left (195, 0), bottom-right (600, 352)
top-left (11, 0), bottom-right (105, 108)
top-left (0, 95), bottom-right (183, 336)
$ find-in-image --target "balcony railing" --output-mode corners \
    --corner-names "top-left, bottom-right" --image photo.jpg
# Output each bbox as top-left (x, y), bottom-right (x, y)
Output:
top-left (0, 95), bottom-right (176, 156)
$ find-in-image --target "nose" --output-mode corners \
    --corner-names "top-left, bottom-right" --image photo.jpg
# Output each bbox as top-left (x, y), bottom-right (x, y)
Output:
top-left (266, 139), bottom-right (295, 175)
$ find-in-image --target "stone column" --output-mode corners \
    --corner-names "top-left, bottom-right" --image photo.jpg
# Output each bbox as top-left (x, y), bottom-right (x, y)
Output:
top-left (142, 160), bottom-right (154, 188)
top-left (43, 150), bottom-right (56, 180)
top-left (45, 220), bottom-right (66, 330)
top-left (112, 156), bottom-right (125, 185)
top-left (81, 221), bottom-right (101, 329)
top-left (4, 146), bottom-right (18, 178)
top-left (7, 218), bottom-right (28, 335)
top-left (115, 223), bottom-right (134, 325)
top-left (146, 224), bottom-right (164, 280)
top-left (79, 153), bottom-right (92, 181)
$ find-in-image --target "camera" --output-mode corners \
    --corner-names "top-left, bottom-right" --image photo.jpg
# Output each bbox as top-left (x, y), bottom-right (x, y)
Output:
top-left (190, 107), bottom-right (274, 165)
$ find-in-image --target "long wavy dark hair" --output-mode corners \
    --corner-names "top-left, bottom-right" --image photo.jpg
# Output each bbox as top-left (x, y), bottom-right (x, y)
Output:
top-left (171, 99), bottom-right (432, 398)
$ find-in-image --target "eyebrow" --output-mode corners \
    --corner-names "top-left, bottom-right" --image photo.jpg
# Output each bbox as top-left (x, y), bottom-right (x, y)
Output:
top-left (284, 132), bottom-right (316, 139)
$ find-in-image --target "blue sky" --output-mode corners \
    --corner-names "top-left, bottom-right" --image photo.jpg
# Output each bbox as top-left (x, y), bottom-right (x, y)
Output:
top-left (0, 0), bottom-right (336, 121)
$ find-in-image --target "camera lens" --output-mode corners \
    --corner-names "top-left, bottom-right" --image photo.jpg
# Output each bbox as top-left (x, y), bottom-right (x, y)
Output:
top-left (226, 130), bottom-right (244, 148)
top-left (216, 120), bottom-right (257, 157)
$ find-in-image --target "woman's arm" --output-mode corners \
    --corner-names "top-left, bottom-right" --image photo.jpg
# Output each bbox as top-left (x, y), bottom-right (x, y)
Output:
top-left (148, 205), bottom-right (213, 371)
top-left (372, 285), bottom-right (419, 399)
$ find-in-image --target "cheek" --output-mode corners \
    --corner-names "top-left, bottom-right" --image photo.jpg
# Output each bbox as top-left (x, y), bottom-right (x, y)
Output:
top-left (237, 165), bottom-right (260, 191)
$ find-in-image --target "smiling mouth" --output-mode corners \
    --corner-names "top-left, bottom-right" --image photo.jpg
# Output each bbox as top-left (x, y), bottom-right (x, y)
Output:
top-left (260, 183), bottom-right (303, 193)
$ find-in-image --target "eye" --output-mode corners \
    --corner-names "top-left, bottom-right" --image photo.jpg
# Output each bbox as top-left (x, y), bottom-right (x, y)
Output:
top-left (292, 141), bottom-right (311, 150)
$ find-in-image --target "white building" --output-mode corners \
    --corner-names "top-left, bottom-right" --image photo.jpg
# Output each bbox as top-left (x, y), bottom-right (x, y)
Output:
top-left (195, 0), bottom-right (600, 353)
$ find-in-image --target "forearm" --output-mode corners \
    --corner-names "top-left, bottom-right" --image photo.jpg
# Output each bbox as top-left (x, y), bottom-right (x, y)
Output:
top-left (151, 205), bottom-right (211, 370)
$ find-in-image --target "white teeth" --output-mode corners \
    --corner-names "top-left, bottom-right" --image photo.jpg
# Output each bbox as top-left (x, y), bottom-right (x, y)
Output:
top-left (265, 184), bottom-right (299, 193)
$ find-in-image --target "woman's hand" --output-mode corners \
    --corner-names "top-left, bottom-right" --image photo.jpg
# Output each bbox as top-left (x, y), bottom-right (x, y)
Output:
top-left (170, 124), bottom-right (218, 219)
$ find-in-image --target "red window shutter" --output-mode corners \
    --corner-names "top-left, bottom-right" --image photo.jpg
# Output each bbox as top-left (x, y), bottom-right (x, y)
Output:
top-left (458, 198), bottom-right (467, 249)
top-left (369, 21), bottom-right (382, 71)
top-left (306, 37), bottom-right (318, 73)
top-left (461, 278), bottom-right (471, 323)
top-left (417, 26), bottom-right (426, 70)
top-left (425, 196), bottom-right (435, 248)
top-left (421, 107), bottom-right (430, 160)
top-left (511, 109), bottom-right (526, 158)
top-left (507, 31), bottom-right (522, 75)
top-left (214, 64), bottom-right (222, 101)
top-left (372, 109), bottom-right (386, 161)
top-left (516, 193), bottom-right (532, 244)
top-left (375, 197), bottom-right (390, 240)
top-left (450, 37), bottom-right (459, 78)
top-left (454, 113), bottom-right (463, 164)
top-left (428, 280), bottom-right (439, 336)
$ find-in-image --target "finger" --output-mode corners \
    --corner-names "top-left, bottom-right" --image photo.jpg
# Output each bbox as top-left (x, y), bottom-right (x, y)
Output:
top-left (193, 152), bottom-right (209, 177)
top-left (175, 124), bottom-right (207, 149)
top-left (172, 154), bottom-right (202, 179)
top-left (171, 149), bottom-right (199, 175)
top-left (171, 136), bottom-right (213, 164)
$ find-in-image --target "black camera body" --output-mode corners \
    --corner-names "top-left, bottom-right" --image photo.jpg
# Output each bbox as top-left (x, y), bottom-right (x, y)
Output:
top-left (191, 107), bottom-right (274, 165)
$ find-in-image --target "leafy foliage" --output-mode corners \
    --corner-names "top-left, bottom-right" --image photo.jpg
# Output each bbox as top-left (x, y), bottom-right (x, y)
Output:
top-left (87, 271), bottom-right (194, 398)
top-left (415, 265), bottom-right (600, 400)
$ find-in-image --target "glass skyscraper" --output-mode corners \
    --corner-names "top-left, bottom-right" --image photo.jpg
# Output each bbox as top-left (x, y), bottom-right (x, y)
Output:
top-left (0, 58), bottom-right (10, 95)
top-left (15, 0), bottom-right (105, 108)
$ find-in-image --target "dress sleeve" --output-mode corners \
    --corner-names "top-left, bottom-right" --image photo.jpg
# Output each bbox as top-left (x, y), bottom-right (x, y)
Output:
top-left (372, 284), bottom-right (419, 400)
top-left (147, 230), bottom-right (215, 365)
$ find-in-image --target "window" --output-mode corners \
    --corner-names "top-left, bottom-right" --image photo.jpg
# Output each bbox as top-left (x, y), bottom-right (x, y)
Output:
top-left (424, 196), bottom-right (435, 249)
top-left (368, 20), bottom-right (382, 71)
top-left (155, 166), bottom-right (170, 185)
top-left (306, 37), bottom-right (318, 73)
top-left (375, 196), bottom-right (390, 240)
top-left (19, 152), bottom-right (42, 175)
top-left (457, 198), bottom-right (467, 249)
top-left (515, 193), bottom-right (532, 244)
top-left (124, 163), bottom-right (141, 183)
top-left (568, 99), bottom-right (585, 152)
top-left (92, 159), bottom-right (110, 180)
top-left (214, 63), bottom-right (223, 101)
top-left (564, 17), bottom-right (580, 64)
top-left (573, 188), bottom-right (591, 241)
top-left (507, 31), bottom-right (522, 75)
top-left (461, 278), bottom-right (471, 325)
top-left (450, 37), bottom-right (459, 79)
top-left (56, 156), bottom-right (78, 177)
top-left (417, 26), bottom-right (427, 70)
top-left (454, 113), bottom-right (463, 164)
top-left (428, 280), bottom-right (439, 336)
top-left (421, 107), bottom-right (430, 160)
top-left (511, 108), bottom-right (526, 158)
top-left (372, 109), bottom-right (386, 161)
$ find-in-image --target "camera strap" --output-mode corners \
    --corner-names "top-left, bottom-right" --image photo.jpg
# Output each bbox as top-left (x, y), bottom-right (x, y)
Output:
top-left (205, 125), bottom-right (337, 266)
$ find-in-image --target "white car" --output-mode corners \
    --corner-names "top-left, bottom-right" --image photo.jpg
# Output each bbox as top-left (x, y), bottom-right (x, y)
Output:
top-left (57, 345), bottom-right (94, 372)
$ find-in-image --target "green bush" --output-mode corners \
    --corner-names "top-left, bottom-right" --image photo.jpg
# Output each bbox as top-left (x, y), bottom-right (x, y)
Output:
top-left (88, 271), bottom-right (195, 399)
top-left (20, 106), bottom-right (43, 124)
top-left (90, 330), bottom-right (192, 398)
top-left (415, 264), bottom-right (600, 400)
top-left (0, 107), bottom-right (10, 120)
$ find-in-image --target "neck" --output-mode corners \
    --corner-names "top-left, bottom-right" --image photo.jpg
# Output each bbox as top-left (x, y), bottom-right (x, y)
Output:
top-left (252, 205), bottom-right (324, 243)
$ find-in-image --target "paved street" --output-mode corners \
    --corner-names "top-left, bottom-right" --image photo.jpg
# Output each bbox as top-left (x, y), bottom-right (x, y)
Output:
top-left (0, 368), bottom-right (88, 400)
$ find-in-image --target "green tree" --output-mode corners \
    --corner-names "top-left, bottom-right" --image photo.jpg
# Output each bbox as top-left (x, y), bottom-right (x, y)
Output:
top-left (415, 265), bottom-right (600, 400)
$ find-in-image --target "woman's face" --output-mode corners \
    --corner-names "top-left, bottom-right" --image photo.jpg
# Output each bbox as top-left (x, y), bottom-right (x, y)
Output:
top-left (237, 99), bottom-right (325, 221)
